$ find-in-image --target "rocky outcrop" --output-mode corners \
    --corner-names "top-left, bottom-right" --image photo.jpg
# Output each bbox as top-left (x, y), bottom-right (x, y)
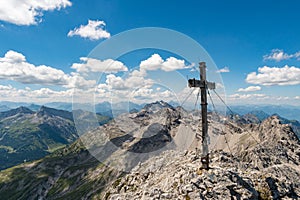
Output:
top-left (104, 116), bottom-right (300, 200)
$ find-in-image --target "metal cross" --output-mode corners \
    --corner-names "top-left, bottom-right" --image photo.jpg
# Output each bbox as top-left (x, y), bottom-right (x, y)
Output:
top-left (188, 62), bottom-right (215, 170)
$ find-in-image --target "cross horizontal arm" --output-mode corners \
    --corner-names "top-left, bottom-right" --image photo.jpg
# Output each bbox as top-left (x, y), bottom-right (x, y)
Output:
top-left (188, 78), bottom-right (216, 90)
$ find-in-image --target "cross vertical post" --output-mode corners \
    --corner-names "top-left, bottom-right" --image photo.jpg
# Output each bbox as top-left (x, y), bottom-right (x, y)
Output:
top-left (199, 62), bottom-right (209, 169)
top-left (188, 62), bottom-right (215, 170)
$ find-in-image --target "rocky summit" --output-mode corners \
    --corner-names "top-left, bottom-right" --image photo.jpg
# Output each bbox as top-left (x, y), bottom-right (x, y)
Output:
top-left (0, 102), bottom-right (299, 200)
top-left (103, 110), bottom-right (300, 199)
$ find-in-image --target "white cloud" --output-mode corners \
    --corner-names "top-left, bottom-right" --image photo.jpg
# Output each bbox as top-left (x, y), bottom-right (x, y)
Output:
top-left (68, 20), bottom-right (110, 40)
top-left (295, 96), bottom-right (300, 100)
top-left (0, 84), bottom-right (75, 102)
top-left (216, 83), bottom-right (224, 89)
top-left (229, 93), bottom-right (268, 100)
top-left (276, 96), bottom-right (290, 101)
top-left (227, 93), bottom-right (299, 105)
top-left (66, 73), bottom-right (96, 89)
top-left (140, 54), bottom-right (193, 72)
top-left (105, 74), bottom-right (127, 90)
top-left (0, 0), bottom-right (71, 25)
top-left (94, 53), bottom-right (200, 103)
top-left (217, 67), bottom-right (230, 73)
top-left (246, 65), bottom-right (300, 86)
top-left (0, 50), bottom-right (95, 89)
top-left (294, 52), bottom-right (300, 60)
top-left (237, 86), bottom-right (261, 92)
top-left (131, 87), bottom-right (174, 102)
top-left (263, 49), bottom-right (292, 62)
top-left (0, 50), bottom-right (69, 85)
top-left (0, 84), bottom-right (13, 90)
top-left (104, 72), bottom-right (154, 91)
top-left (71, 57), bottom-right (128, 74)
top-left (263, 49), bottom-right (300, 62)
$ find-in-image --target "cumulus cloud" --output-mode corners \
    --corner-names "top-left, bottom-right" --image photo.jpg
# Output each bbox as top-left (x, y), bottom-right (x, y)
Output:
top-left (0, 84), bottom-right (75, 102)
top-left (140, 54), bottom-right (193, 72)
top-left (94, 53), bottom-right (195, 103)
top-left (0, 50), bottom-right (69, 85)
top-left (263, 49), bottom-right (300, 62)
top-left (71, 57), bottom-right (128, 74)
top-left (139, 89), bottom-right (173, 103)
top-left (105, 74), bottom-right (127, 90)
top-left (276, 96), bottom-right (290, 101)
top-left (0, 84), bottom-right (13, 90)
top-left (67, 73), bottom-right (96, 89)
top-left (263, 49), bottom-right (293, 62)
top-left (68, 20), bottom-right (110, 40)
top-left (229, 93), bottom-right (268, 100)
top-left (246, 65), bottom-right (300, 86)
top-left (0, 50), bottom-right (95, 89)
top-left (217, 67), bottom-right (230, 73)
top-left (237, 86), bottom-right (261, 92)
top-left (294, 52), bottom-right (300, 60)
top-left (104, 72), bottom-right (154, 91)
top-left (0, 0), bottom-right (71, 25)
top-left (221, 92), bottom-right (300, 105)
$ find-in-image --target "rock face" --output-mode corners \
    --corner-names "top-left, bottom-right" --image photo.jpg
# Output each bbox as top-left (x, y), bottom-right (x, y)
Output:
top-left (103, 115), bottom-right (300, 200)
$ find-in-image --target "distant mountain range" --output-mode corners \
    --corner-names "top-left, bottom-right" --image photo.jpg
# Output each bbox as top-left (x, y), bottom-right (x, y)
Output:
top-left (0, 101), bottom-right (145, 118)
top-left (229, 104), bottom-right (300, 121)
top-left (1, 101), bottom-right (300, 121)
top-left (0, 106), bottom-right (110, 170)
top-left (230, 110), bottom-right (300, 139)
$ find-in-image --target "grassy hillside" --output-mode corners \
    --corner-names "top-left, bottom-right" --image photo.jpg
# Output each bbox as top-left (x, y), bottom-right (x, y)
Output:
top-left (0, 141), bottom-right (122, 200)
top-left (0, 107), bottom-right (111, 170)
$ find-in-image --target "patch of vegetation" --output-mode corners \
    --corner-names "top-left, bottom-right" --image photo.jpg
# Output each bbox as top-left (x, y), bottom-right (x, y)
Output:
top-left (256, 185), bottom-right (272, 200)
top-left (47, 143), bottom-right (66, 153)
top-left (185, 194), bottom-right (191, 200)
top-left (0, 145), bottom-right (14, 153)
top-left (112, 178), bottom-right (122, 188)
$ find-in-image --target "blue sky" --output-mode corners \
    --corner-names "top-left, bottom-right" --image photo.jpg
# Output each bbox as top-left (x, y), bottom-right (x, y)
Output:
top-left (0, 0), bottom-right (300, 106)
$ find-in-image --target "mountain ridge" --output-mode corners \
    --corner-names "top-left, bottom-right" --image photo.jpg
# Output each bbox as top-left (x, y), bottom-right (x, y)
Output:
top-left (0, 102), bottom-right (299, 199)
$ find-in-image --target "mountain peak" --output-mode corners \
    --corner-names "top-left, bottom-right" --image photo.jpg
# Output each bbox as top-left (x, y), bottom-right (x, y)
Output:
top-left (0, 106), bottom-right (34, 119)
top-left (37, 106), bottom-right (73, 121)
top-left (15, 106), bottom-right (34, 113)
top-left (143, 101), bottom-right (173, 113)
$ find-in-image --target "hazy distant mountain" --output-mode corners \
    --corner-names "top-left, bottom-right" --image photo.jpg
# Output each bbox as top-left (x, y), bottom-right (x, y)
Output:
top-left (230, 105), bottom-right (300, 121)
top-left (44, 102), bottom-right (73, 111)
top-left (95, 101), bottom-right (145, 117)
top-left (0, 101), bottom-right (154, 118)
top-left (246, 110), bottom-right (270, 121)
top-left (0, 102), bottom-right (299, 199)
top-left (168, 100), bottom-right (180, 108)
top-left (1, 101), bottom-right (300, 121)
top-left (0, 101), bottom-right (40, 110)
top-left (0, 105), bottom-right (10, 112)
top-left (26, 104), bottom-right (41, 111)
